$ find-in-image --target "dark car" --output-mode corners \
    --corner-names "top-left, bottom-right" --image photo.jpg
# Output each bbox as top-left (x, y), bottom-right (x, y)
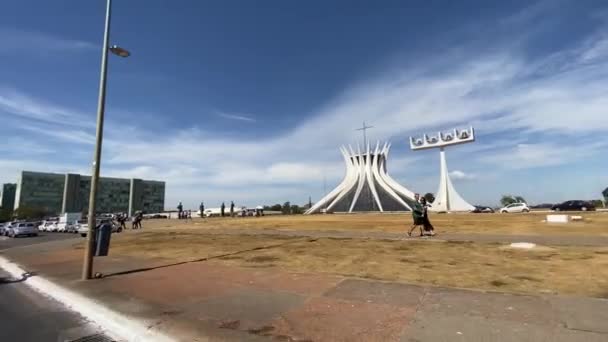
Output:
top-left (551, 200), bottom-right (596, 212)
top-left (471, 205), bottom-right (494, 213)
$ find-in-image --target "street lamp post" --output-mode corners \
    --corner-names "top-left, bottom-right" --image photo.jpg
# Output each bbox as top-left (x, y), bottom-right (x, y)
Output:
top-left (82, 0), bottom-right (130, 280)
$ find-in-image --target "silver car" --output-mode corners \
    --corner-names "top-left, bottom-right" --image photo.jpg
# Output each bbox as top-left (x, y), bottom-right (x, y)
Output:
top-left (78, 219), bottom-right (122, 237)
top-left (7, 222), bottom-right (39, 238)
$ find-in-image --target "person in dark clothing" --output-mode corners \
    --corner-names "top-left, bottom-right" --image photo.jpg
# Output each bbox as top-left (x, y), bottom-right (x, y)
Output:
top-left (137, 211), bottom-right (143, 229)
top-left (177, 202), bottom-right (183, 219)
top-left (117, 213), bottom-right (127, 231)
top-left (420, 197), bottom-right (435, 236)
top-left (230, 201), bottom-right (235, 218)
top-left (221, 202), bottom-right (225, 217)
top-left (408, 193), bottom-right (425, 237)
top-left (131, 211), bottom-right (143, 229)
top-left (199, 202), bottom-right (205, 218)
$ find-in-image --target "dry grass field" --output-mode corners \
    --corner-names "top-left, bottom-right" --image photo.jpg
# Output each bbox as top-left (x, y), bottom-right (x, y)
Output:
top-left (140, 211), bottom-right (608, 236)
top-left (106, 211), bottom-right (608, 298)
top-left (109, 232), bottom-right (608, 297)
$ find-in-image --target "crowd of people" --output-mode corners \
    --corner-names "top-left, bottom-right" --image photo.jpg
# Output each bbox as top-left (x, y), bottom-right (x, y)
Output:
top-left (176, 202), bottom-right (193, 219)
top-left (103, 211), bottom-right (143, 230)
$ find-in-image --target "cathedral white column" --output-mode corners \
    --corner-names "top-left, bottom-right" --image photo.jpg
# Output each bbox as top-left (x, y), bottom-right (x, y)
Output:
top-left (430, 147), bottom-right (474, 212)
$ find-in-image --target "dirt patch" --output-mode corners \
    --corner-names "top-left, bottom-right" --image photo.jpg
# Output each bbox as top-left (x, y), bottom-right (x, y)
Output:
top-left (490, 280), bottom-right (509, 287)
top-left (247, 255), bottom-right (280, 263)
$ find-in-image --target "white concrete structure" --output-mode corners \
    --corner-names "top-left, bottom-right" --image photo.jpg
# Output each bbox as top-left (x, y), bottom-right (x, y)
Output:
top-left (410, 127), bottom-right (476, 212)
top-left (305, 142), bottom-right (416, 214)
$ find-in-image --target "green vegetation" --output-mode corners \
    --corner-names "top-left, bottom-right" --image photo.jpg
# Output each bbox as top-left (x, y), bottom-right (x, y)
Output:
top-left (500, 195), bottom-right (526, 206)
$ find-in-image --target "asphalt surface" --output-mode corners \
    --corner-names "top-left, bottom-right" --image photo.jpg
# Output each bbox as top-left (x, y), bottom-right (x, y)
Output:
top-left (0, 269), bottom-right (111, 342)
top-left (0, 233), bottom-right (113, 341)
top-left (0, 231), bottom-right (80, 251)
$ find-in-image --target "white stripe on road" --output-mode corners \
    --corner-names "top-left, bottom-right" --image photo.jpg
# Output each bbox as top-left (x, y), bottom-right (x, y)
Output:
top-left (0, 256), bottom-right (177, 342)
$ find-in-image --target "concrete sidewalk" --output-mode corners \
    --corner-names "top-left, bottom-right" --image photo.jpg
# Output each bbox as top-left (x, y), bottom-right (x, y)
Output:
top-left (2, 242), bottom-right (607, 341)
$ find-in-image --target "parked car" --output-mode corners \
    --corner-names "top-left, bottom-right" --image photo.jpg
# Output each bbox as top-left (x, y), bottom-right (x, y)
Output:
top-left (78, 219), bottom-right (122, 238)
top-left (7, 222), bottom-right (38, 238)
top-left (2, 221), bottom-right (20, 236)
top-left (56, 220), bottom-right (78, 233)
top-left (500, 203), bottom-right (530, 213)
top-left (38, 220), bottom-right (58, 232)
top-left (530, 203), bottom-right (554, 209)
top-left (551, 200), bottom-right (596, 212)
top-left (0, 223), bottom-right (7, 235)
top-left (471, 205), bottom-right (495, 213)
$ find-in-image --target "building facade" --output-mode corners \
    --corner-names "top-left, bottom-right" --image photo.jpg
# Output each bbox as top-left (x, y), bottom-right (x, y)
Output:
top-left (305, 142), bottom-right (417, 214)
top-left (1, 183), bottom-right (17, 210)
top-left (13, 171), bottom-right (165, 216)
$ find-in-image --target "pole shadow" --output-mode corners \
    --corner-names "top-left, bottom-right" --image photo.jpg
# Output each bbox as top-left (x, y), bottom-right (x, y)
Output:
top-left (101, 238), bottom-right (317, 279)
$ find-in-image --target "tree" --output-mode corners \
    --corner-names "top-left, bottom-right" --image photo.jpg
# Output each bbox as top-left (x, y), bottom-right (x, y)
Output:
top-left (281, 202), bottom-right (291, 214)
top-left (500, 195), bottom-right (517, 207)
top-left (290, 205), bottom-right (303, 214)
top-left (423, 193), bottom-right (435, 203)
top-left (500, 195), bottom-right (526, 206)
top-left (0, 208), bottom-right (12, 222)
top-left (603, 187), bottom-right (608, 203)
top-left (14, 206), bottom-right (48, 220)
top-left (590, 199), bottom-right (604, 208)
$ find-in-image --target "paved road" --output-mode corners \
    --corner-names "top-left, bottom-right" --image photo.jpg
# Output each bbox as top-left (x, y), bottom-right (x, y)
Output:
top-left (0, 232), bottom-right (80, 251)
top-left (0, 269), bottom-right (111, 342)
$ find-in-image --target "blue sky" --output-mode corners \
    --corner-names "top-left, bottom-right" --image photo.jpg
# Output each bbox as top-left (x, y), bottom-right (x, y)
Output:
top-left (1, 0), bottom-right (608, 209)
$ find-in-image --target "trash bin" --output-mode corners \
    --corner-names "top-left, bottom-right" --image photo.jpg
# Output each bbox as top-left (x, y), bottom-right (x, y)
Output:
top-left (95, 222), bottom-right (112, 257)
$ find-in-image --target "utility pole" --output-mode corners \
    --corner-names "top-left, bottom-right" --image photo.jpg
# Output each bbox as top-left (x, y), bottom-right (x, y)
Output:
top-left (82, 0), bottom-right (130, 280)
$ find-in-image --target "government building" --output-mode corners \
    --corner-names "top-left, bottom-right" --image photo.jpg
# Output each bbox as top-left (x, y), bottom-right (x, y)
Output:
top-left (2, 171), bottom-right (165, 216)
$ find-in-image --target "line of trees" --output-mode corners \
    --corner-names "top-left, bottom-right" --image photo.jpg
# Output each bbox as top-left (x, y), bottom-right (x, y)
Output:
top-left (0, 206), bottom-right (50, 222)
top-left (263, 202), bottom-right (305, 215)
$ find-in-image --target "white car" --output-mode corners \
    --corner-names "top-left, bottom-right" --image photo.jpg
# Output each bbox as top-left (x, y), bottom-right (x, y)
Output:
top-left (500, 203), bottom-right (530, 213)
top-left (38, 220), bottom-right (58, 232)
top-left (7, 222), bottom-right (38, 238)
top-left (56, 221), bottom-right (77, 233)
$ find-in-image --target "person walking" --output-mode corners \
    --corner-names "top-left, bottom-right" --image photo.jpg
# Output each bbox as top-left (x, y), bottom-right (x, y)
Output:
top-left (199, 201), bottom-right (205, 218)
top-left (408, 193), bottom-right (425, 237)
top-left (177, 202), bottom-right (183, 220)
top-left (221, 202), bottom-right (225, 217)
top-left (137, 211), bottom-right (144, 229)
top-left (117, 213), bottom-right (127, 231)
top-left (230, 201), bottom-right (235, 218)
top-left (131, 211), bottom-right (141, 229)
top-left (420, 197), bottom-right (435, 236)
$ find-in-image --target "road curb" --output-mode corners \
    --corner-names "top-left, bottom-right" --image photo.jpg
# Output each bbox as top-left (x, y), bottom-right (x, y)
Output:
top-left (0, 255), bottom-right (176, 342)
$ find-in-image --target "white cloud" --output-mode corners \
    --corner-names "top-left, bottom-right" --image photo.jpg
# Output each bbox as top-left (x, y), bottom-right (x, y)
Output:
top-left (480, 142), bottom-right (608, 170)
top-left (449, 170), bottom-right (476, 180)
top-left (0, 86), bottom-right (92, 127)
top-left (18, 125), bottom-right (95, 145)
top-left (217, 111), bottom-right (256, 122)
top-left (0, 28), bottom-right (96, 56)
